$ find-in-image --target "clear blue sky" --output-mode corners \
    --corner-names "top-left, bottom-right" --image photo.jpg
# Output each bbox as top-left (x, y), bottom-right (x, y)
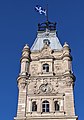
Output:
top-left (0, 0), bottom-right (83, 120)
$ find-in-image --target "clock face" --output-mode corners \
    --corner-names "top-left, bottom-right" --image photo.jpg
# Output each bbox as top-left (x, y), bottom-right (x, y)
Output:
top-left (40, 84), bottom-right (52, 93)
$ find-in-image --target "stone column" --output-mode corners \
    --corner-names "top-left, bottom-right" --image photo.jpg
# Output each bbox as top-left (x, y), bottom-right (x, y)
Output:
top-left (60, 99), bottom-right (64, 111)
top-left (28, 98), bottom-right (32, 113)
top-left (50, 99), bottom-right (54, 113)
top-left (16, 78), bottom-right (27, 117)
top-left (37, 99), bottom-right (41, 113)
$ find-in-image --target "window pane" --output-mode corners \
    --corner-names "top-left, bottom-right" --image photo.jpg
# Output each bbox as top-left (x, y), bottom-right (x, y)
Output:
top-left (42, 104), bottom-right (45, 108)
top-left (43, 66), bottom-right (45, 70)
top-left (42, 108), bottom-right (45, 112)
top-left (32, 101), bottom-right (37, 111)
top-left (55, 101), bottom-right (59, 111)
top-left (46, 108), bottom-right (49, 112)
top-left (46, 66), bottom-right (49, 72)
top-left (43, 64), bottom-right (49, 72)
top-left (46, 104), bottom-right (49, 108)
top-left (42, 100), bottom-right (49, 112)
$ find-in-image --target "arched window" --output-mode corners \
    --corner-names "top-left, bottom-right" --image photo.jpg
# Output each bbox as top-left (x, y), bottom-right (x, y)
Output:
top-left (32, 101), bottom-right (37, 111)
top-left (42, 100), bottom-right (49, 112)
top-left (43, 64), bottom-right (49, 72)
top-left (54, 101), bottom-right (59, 111)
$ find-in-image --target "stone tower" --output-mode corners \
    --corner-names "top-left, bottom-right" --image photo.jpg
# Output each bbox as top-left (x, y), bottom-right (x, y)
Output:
top-left (14, 21), bottom-right (78, 120)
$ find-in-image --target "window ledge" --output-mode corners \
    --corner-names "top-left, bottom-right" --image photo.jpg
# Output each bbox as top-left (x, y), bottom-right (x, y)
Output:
top-left (39, 72), bottom-right (54, 76)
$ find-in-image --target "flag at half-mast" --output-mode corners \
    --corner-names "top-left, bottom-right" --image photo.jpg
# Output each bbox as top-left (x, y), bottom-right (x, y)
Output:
top-left (35, 5), bottom-right (46, 16)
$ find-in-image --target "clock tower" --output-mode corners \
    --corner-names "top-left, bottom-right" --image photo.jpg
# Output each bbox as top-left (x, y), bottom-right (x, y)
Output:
top-left (14, 21), bottom-right (78, 120)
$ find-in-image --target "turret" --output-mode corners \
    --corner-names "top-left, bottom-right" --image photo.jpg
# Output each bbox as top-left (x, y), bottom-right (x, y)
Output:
top-left (20, 44), bottom-right (30, 76)
top-left (63, 42), bottom-right (72, 73)
top-left (15, 44), bottom-right (30, 119)
top-left (62, 42), bottom-right (75, 88)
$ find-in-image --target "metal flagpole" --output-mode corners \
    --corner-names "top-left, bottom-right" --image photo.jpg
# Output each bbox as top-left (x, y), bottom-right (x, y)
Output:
top-left (46, 0), bottom-right (48, 22)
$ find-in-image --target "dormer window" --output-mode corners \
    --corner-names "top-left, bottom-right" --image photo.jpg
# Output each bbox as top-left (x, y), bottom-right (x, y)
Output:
top-left (43, 64), bottom-right (49, 72)
top-left (43, 39), bottom-right (50, 45)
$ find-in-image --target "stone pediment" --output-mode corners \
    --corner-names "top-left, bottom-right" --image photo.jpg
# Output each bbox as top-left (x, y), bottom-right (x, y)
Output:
top-left (39, 44), bottom-right (53, 59)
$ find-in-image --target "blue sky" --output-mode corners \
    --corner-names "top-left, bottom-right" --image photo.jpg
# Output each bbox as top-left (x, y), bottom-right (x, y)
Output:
top-left (0, 0), bottom-right (84, 120)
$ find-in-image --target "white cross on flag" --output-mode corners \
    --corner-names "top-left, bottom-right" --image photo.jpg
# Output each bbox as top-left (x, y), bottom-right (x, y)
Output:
top-left (35, 5), bottom-right (46, 16)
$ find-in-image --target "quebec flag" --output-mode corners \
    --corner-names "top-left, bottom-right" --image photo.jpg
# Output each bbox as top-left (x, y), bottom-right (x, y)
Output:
top-left (35, 5), bottom-right (46, 16)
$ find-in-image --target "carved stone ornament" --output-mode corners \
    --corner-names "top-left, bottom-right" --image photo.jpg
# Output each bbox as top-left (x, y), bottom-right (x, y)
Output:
top-left (20, 82), bottom-right (26, 89)
top-left (39, 83), bottom-right (52, 94)
top-left (41, 48), bottom-right (50, 57)
top-left (66, 80), bottom-right (73, 86)
top-left (31, 64), bottom-right (38, 75)
top-left (39, 45), bottom-right (53, 58)
top-left (54, 64), bottom-right (62, 73)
